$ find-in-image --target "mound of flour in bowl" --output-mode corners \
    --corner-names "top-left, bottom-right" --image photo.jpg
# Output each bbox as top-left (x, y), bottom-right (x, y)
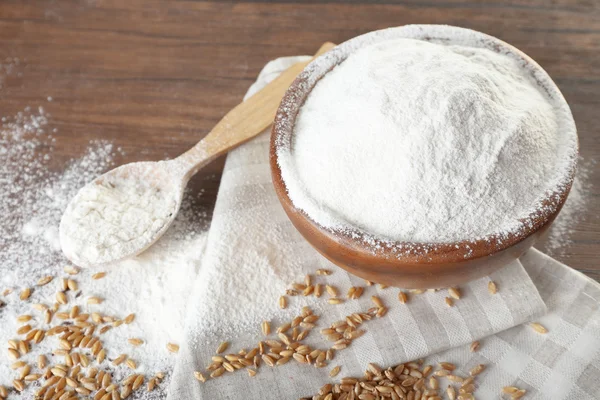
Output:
top-left (281, 37), bottom-right (577, 244)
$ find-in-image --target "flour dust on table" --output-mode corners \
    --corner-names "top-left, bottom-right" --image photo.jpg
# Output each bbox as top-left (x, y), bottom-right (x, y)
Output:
top-left (541, 156), bottom-right (596, 256)
top-left (0, 106), bottom-right (209, 399)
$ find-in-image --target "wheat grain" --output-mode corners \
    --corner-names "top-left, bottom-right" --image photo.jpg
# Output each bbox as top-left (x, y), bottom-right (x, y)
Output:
top-left (126, 358), bottom-right (137, 370)
top-left (19, 288), bottom-right (31, 301)
top-left (316, 269), bottom-right (331, 276)
top-left (398, 291), bottom-right (408, 304)
top-left (371, 296), bottom-right (383, 308)
top-left (314, 284), bottom-right (323, 297)
top-left (64, 266), bottom-right (79, 275)
top-left (16, 315), bottom-right (32, 324)
top-left (128, 338), bottom-right (143, 347)
top-left (279, 296), bottom-right (287, 309)
top-left (67, 279), bottom-right (78, 291)
top-left (37, 276), bottom-right (54, 286)
top-left (87, 296), bottom-right (103, 305)
top-left (92, 272), bottom-right (107, 280)
top-left (488, 280), bottom-right (498, 294)
top-left (56, 291), bottom-right (68, 305)
top-left (261, 321), bottom-right (271, 336)
top-left (112, 354), bottom-right (127, 366)
top-left (448, 287), bottom-right (461, 300)
top-left (447, 385), bottom-right (457, 400)
top-left (167, 343), bottom-right (180, 353)
top-left (530, 322), bottom-right (548, 334)
top-left (469, 364), bottom-right (485, 376)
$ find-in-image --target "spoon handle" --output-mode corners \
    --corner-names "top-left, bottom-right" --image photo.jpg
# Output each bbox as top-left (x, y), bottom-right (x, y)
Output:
top-left (172, 42), bottom-right (336, 181)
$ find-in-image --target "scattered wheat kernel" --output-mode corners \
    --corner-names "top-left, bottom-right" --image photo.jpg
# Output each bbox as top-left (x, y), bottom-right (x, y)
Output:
top-left (67, 279), bottom-right (78, 291)
top-left (148, 377), bottom-right (157, 392)
top-left (447, 385), bottom-right (457, 400)
top-left (488, 280), bottom-right (498, 294)
top-left (279, 296), bottom-right (287, 309)
top-left (328, 298), bottom-right (343, 305)
top-left (398, 291), bottom-right (408, 304)
top-left (37, 276), bottom-right (54, 286)
top-left (304, 274), bottom-right (312, 286)
top-left (16, 324), bottom-right (32, 335)
top-left (216, 342), bottom-right (229, 354)
top-left (126, 358), bottom-right (137, 370)
top-left (128, 338), bottom-right (143, 347)
top-left (56, 292), bottom-right (67, 305)
top-left (19, 288), bottom-right (31, 301)
top-left (469, 364), bottom-right (485, 376)
top-left (16, 315), bottom-right (32, 323)
top-left (314, 284), bottom-right (323, 297)
top-left (124, 314), bottom-right (135, 324)
top-left (87, 297), bottom-right (103, 305)
top-left (167, 343), bottom-right (180, 353)
top-left (12, 363), bottom-right (27, 376)
top-left (512, 389), bottom-right (527, 399)
top-left (92, 272), bottom-right (107, 280)
top-left (64, 266), bottom-right (80, 275)
top-left (530, 322), bottom-right (548, 334)
top-left (12, 379), bottom-right (24, 392)
top-left (32, 303), bottom-right (48, 311)
top-left (445, 297), bottom-right (454, 307)
top-left (316, 269), bottom-right (331, 276)
top-left (132, 374), bottom-right (144, 390)
top-left (0, 385), bottom-right (7, 398)
top-left (113, 354), bottom-right (127, 366)
top-left (261, 321), bottom-right (271, 336)
top-left (121, 385), bottom-right (132, 398)
top-left (429, 376), bottom-right (438, 390)
top-left (329, 365), bottom-right (341, 377)
top-left (470, 341), bottom-right (480, 352)
top-left (371, 296), bottom-right (383, 308)
top-left (448, 287), bottom-right (461, 300)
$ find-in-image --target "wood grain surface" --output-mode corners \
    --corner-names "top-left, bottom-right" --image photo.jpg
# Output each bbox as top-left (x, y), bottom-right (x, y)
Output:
top-left (1, 1), bottom-right (598, 279)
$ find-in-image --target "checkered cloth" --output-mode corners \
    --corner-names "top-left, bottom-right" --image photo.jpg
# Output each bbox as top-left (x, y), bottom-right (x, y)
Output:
top-left (167, 57), bottom-right (600, 400)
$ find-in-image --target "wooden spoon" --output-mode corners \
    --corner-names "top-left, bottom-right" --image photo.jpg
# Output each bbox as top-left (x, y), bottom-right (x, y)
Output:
top-left (59, 42), bottom-right (336, 267)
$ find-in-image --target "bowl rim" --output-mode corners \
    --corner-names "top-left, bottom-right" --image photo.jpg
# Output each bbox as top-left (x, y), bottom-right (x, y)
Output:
top-left (270, 24), bottom-right (578, 265)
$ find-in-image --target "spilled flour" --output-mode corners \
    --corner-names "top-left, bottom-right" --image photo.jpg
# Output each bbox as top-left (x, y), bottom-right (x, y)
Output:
top-left (59, 163), bottom-right (180, 267)
top-left (542, 156), bottom-right (596, 256)
top-left (0, 106), bottom-right (209, 398)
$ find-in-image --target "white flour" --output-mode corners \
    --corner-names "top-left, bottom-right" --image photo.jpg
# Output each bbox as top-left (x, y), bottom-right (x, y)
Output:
top-left (278, 32), bottom-right (577, 245)
top-left (0, 107), bottom-right (208, 398)
top-left (59, 163), bottom-right (180, 267)
top-left (543, 157), bottom-right (595, 255)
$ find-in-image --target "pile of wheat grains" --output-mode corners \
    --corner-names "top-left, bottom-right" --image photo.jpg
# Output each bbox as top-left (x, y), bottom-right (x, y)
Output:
top-left (190, 268), bottom-right (538, 400)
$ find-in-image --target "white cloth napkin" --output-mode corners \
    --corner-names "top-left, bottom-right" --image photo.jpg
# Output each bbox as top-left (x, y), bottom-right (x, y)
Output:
top-left (167, 57), bottom-right (599, 399)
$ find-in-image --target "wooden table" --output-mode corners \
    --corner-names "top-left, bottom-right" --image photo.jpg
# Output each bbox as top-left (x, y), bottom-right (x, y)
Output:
top-left (1, 1), bottom-right (598, 279)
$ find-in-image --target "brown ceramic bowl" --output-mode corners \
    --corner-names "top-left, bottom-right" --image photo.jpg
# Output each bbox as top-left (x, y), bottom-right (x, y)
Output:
top-left (270, 25), bottom-right (578, 288)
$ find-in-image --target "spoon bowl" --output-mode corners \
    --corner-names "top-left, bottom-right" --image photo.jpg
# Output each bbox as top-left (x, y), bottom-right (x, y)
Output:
top-left (59, 160), bottom-right (184, 267)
